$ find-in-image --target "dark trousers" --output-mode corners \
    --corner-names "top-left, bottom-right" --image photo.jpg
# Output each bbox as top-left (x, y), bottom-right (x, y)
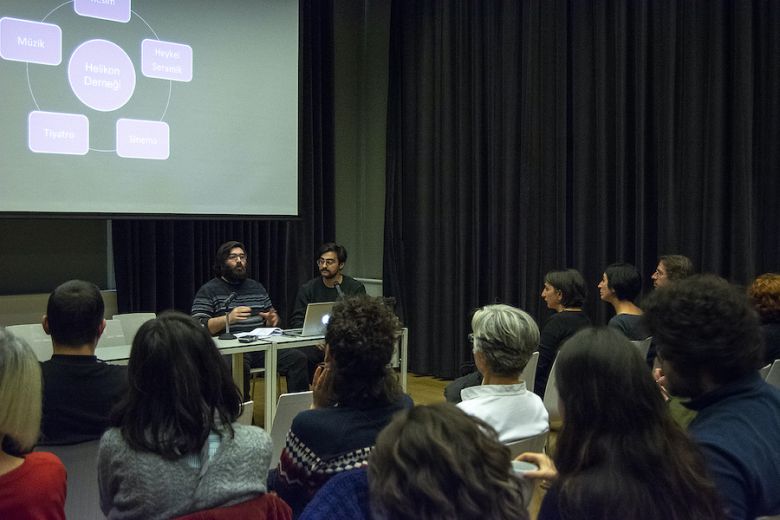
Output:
top-left (242, 346), bottom-right (323, 395)
top-left (444, 370), bottom-right (482, 404)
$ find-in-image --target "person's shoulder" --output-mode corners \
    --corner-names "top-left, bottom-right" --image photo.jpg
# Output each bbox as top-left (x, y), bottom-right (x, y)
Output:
top-left (341, 275), bottom-right (365, 291)
top-left (24, 451), bottom-right (65, 472)
top-left (232, 423), bottom-right (272, 448)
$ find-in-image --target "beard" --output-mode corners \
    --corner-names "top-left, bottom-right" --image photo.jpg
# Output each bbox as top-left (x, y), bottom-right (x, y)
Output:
top-left (223, 264), bottom-right (248, 282)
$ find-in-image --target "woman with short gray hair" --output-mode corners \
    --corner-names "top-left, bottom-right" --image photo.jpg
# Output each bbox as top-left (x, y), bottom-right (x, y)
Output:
top-left (456, 304), bottom-right (549, 442)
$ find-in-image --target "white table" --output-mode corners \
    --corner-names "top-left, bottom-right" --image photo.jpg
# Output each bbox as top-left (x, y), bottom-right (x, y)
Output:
top-left (96, 328), bottom-right (409, 429)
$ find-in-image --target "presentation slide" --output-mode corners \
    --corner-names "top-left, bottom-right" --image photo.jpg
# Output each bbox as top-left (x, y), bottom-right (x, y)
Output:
top-left (0, 0), bottom-right (298, 217)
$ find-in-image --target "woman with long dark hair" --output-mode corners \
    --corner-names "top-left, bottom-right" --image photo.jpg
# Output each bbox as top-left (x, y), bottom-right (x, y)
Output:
top-left (98, 312), bottom-right (273, 519)
top-left (519, 327), bottom-right (723, 520)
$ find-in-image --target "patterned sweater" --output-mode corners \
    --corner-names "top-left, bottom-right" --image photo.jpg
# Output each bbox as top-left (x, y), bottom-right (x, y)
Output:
top-left (273, 395), bottom-right (413, 517)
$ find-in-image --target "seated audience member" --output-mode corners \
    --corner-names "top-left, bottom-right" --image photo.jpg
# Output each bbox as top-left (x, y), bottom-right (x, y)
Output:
top-left (98, 312), bottom-right (273, 520)
top-left (456, 304), bottom-right (548, 442)
top-left (747, 272), bottom-right (780, 364)
top-left (534, 268), bottom-right (591, 397)
top-left (192, 240), bottom-right (310, 393)
top-left (642, 275), bottom-right (780, 520)
top-left (371, 403), bottom-right (528, 520)
top-left (39, 279), bottom-right (128, 445)
top-left (598, 262), bottom-right (648, 340)
top-left (519, 327), bottom-right (723, 520)
top-left (273, 295), bottom-right (413, 517)
top-left (0, 328), bottom-right (66, 519)
top-left (651, 254), bottom-right (694, 288)
top-left (301, 403), bottom-right (529, 520)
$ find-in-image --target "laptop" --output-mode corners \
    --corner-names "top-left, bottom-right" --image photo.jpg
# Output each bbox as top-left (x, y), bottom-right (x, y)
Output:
top-left (284, 302), bottom-right (335, 337)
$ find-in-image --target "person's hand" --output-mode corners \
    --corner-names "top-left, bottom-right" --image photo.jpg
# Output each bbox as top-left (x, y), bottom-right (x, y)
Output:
top-left (515, 452), bottom-right (558, 481)
top-left (653, 367), bottom-right (670, 402)
top-left (259, 308), bottom-right (279, 327)
top-left (228, 306), bottom-right (252, 324)
top-left (311, 363), bottom-right (333, 409)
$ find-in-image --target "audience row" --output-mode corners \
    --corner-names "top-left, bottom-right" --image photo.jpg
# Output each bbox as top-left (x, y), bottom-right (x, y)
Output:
top-left (0, 263), bottom-right (779, 519)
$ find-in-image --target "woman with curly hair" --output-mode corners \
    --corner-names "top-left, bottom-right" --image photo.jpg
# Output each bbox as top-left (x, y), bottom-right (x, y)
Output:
top-left (273, 295), bottom-right (413, 516)
top-left (369, 403), bottom-right (528, 520)
top-left (519, 327), bottom-right (724, 520)
top-left (747, 273), bottom-right (780, 364)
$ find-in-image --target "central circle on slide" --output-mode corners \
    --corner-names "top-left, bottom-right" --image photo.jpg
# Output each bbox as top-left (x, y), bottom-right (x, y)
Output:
top-left (68, 39), bottom-right (136, 112)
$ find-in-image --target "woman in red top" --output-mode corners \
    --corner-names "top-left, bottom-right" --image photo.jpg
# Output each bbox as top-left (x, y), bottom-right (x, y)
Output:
top-left (0, 328), bottom-right (66, 519)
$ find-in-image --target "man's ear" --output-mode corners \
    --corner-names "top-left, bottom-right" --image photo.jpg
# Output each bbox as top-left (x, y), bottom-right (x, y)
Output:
top-left (338, 262), bottom-right (345, 272)
top-left (96, 318), bottom-right (107, 339)
top-left (42, 315), bottom-right (51, 335)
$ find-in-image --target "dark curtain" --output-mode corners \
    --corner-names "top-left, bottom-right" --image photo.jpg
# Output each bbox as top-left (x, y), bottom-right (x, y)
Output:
top-left (384, 0), bottom-right (780, 378)
top-left (112, 0), bottom-right (335, 325)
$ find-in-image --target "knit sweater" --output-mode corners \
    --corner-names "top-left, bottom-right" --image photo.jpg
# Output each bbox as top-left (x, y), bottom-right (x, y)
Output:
top-left (98, 424), bottom-right (272, 520)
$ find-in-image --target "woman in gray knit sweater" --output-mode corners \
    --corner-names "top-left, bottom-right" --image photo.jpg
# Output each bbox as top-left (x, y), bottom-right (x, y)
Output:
top-left (98, 312), bottom-right (273, 520)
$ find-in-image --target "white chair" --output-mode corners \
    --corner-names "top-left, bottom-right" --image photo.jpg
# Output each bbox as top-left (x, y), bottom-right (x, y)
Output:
top-left (269, 391), bottom-right (313, 465)
top-left (543, 357), bottom-right (562, 429)
top-left (97, 319), bottom-right (126, 348)
top-left (759, 363), bottom-right (772, 379)
top-left (6, 323), bottom-right (52, 361)
top-left (631, 337), bottom-right (652, 360)
top-left (36, 440), bottom-right (102, 520)
top-left (765, 360), bottom-right (780, 389)
top-left (505, 430), bottom-right (549, 458)
top-left (236, 400), bottom-right (254, 425)
top-left (520, 351), bottom-right (539, 392)
top-left (112, 312), bottom-right (155, 344)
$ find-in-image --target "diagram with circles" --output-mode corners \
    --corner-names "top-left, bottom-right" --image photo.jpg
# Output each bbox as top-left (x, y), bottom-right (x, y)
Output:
top-left (0, 0), bottom-right (192, 160)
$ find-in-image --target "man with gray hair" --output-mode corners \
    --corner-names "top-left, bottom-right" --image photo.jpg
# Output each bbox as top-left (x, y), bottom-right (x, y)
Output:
top-left (456, 304), bottom-right (549, 442)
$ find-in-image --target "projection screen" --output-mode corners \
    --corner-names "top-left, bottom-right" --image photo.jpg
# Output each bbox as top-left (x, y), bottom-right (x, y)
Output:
top-left (0, 0), bottom-right (299, 217)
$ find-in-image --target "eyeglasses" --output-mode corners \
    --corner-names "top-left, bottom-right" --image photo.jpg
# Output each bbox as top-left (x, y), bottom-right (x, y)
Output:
top-left (227, 254), bottom-right (247, 261)
top-left (317, 258), bottom-right (337, 266)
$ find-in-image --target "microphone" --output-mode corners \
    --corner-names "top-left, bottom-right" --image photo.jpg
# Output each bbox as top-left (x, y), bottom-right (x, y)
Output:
top-left (218, 292), bottom-right (238, 340)
top-left (335, 282), bottom-right (344, 299)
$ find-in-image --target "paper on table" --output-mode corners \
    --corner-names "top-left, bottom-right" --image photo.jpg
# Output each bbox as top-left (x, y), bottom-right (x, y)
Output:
top-left (235, 328), bottom-right (284, 338)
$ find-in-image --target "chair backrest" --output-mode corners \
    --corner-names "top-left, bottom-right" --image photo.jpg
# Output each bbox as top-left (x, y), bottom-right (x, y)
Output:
top-left (36, 440), bottom-right (102, 520)
top-left (97, 319), bottom-right (126, 348)
top-left (543, 357), bottom-right (562, 428)
top-left (520, 351), bottom-right (539, 392)
top-left (765, 360), bottom-right (780, 389)
top-left (270, 391), bottom-right (313, 465)
top-left (505, 430), bottom-right (549, 458)
top-left (6, 323), bottom-right (52, 361)
top-left (112, 312), bottom-right (156, 344)
top-left (174, 492), bottom-right (292, 520)
top-left (760, 363), bottom-right (772, 379)
top-left (236, 401), bottom-right (254, 425)
top-left (631, 337), bottom-right (653, 360)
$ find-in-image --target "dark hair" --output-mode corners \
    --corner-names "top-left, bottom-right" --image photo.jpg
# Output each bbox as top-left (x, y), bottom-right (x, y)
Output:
top-left (213, 240), bottom-right (246, 276)
top-left (659, 255), bottom-right (694, 281)
top-left (544, 269), bottom-right (587, 307)
top-left (642, 275), bottom-right (763, 385)
top-left (368, 403), bottom-right (528, 520)
top-left (324, 295), bottom-right (402, 407)
top-left (46, 279), bottom-right (104, 346)
top-left (604, 263), bottom-right (642, 301)
top-left (748, 273), bottom-right (780, 324)
top-left (318, 242), bottom-right (347, 264)
top-left (111, 311), bottom-right (242, 459)
top-left (551, 327), bottom-right (723, 520)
